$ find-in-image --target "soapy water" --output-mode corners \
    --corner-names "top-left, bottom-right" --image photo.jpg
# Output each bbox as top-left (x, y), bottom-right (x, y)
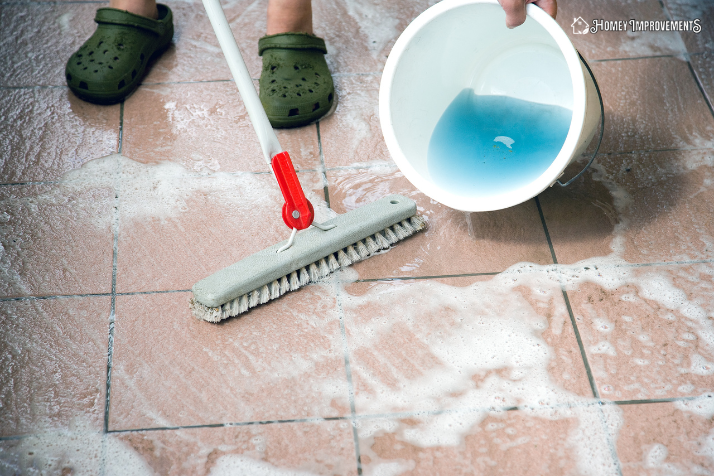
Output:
top-left (3, 148), bottom-right (714, 473)
top-left (427, 90), bottom-right (572, 197)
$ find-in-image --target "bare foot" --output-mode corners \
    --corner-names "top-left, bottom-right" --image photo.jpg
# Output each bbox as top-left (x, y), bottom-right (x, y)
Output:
top-left (109, 0), bottom-right (158, 19)
top-left (267, 0), bottom-right (312, 35)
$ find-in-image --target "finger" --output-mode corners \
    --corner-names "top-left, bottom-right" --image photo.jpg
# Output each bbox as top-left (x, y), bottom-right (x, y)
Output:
top-left (533, 0), bottom-right (557, 19)
top-left (498, 0), bottom-right (527, 29)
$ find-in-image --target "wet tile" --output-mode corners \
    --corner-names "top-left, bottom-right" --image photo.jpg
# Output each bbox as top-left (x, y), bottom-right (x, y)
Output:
top-left (691, 51), bottom-right (714, 104)
top-left (591, 56), bottom-right (714, 154)
top-left (116, 165), bottom-right (329, 293)
top-left (326, 166), bottom-right (552, 279)
top-left (0, 420), bottom-right (356, 475)
top-left (0, 180), bottom-right (114, 298)
top-left (109, 421), bottom-right (358, 475)
top-left (142, 0), bottom-right (265, 84)
top-left (357, 406), bottom-right (620, 475)
top-left (0, 297), bottom-right (109, 437)
top-left (0, 4), bottom-right (98, 87)
top-left (617, 399), bottom-right (714, 475)
top-left (313, 0), bottom-right (438, 76)
top-left (539, 149), bottom-right (714, 264)
top-left (341, 275), bottom-right (593, 417)
top-left (122, 81), bottom-right (321, 174)
top-left (663, 0), bottom-right (714, 54)
top-left (319, 75), bottom-right (392, 169)
top-left (109, 290), bottom-right (350, 431)
top-left (565, 263), bottom-right (714, 400)
top-left (558, 0), bottom-right (686, 61)
top-left (0, 88), bottom-right (120, 184)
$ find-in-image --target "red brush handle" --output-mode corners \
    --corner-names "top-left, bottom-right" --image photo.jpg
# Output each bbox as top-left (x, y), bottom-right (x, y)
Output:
top-left (271, 151), bottom-right (314, 230)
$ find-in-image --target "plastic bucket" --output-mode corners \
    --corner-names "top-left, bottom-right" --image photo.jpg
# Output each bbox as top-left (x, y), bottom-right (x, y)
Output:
top-left (379, 0), bottom-right (602, 212)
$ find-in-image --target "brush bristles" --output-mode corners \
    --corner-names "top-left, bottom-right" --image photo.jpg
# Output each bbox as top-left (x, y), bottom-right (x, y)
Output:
top-left (190, 214), bottom-right (427, 322)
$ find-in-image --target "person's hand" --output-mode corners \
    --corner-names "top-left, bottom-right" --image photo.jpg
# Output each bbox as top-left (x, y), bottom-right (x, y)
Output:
top-left (498, 0), bottom-right (557, 28)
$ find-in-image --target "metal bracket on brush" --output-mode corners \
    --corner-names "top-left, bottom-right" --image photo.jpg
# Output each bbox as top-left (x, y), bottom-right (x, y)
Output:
top-left (277, 221), bottom-right (337, 253)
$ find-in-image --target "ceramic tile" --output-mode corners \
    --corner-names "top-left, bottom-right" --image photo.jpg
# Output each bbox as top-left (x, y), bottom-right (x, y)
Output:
top-left (116, 165), bottom-right (329, 293)
top-left (108, 290), bottom-right (350, 430)
top-left (0, 87), bottom-right (120, 184)
top-left (313, 0), bottom-right (438, 76)
top-left (318, 75), bottom-right (392, 169)
top-left (617, 399), bottom-right (714, 475)
top-left (0, 297), bottom-right (109, 437)
top-left (565, 263), bottom-right (714, 400)
top-left (109, 421), bottom-right (358, 475)
top-left (357, 407), bottom-right (620, 475)
top-left (326, 166), bottom-right (553, 280)
top-left (558, 0), bottom-right (686, 61)
top-left (663, 0), bottom-right (714, 54)
top-left (142, 0), bottom-right (265, 84)
top-left (539, 148), bottom-right (714, 265)
top-left (122, 81), bottom-right (321, 174)
top-left (0, 4), bottom-right (98, 87)
top-left (341, 275), bottom-right (593, 417)
top-left (0, 420), bottom-right (358, 475)
top-left (591, 56), bottom-right (714, 154)
top-left (0, 180), bottom-right (114, 298)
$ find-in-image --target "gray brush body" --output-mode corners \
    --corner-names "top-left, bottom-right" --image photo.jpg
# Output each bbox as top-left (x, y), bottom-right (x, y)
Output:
top-left (191, 194), bottom-right (425, 321)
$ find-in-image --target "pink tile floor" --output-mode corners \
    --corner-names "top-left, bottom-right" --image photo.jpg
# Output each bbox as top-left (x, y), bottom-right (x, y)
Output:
top-left (1, 0), bottom-right (714, 474)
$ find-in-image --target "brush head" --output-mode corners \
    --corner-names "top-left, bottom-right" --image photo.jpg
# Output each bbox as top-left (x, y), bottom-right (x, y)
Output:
top-left (190, 195), bottom-right (426, 322)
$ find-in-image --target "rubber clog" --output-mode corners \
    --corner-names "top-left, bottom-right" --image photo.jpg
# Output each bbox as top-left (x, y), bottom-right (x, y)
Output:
top-left (65, 4), bottom-right (173, 104)
top-left (258, 33), bottom-right (336, 128)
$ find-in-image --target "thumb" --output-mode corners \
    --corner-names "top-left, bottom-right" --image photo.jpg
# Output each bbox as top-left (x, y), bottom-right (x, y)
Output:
top-left (498, 0), bottom-right (527, 28)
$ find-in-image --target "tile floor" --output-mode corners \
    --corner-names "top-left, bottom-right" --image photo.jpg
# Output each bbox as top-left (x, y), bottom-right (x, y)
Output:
top-left (1, 0), bottom-right (713, 474)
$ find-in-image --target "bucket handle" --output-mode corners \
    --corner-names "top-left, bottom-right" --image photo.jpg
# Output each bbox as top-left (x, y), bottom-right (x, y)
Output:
top-left (556, 51), bottom-right (604, 187)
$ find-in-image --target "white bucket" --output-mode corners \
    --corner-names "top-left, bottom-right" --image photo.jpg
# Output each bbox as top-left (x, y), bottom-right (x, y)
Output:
top-left (379, 0), bottom-right (602, 212)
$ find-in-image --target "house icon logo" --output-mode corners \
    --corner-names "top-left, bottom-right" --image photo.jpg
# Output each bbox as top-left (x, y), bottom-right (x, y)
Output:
top-left (572, 17), bottom-right (589, 34)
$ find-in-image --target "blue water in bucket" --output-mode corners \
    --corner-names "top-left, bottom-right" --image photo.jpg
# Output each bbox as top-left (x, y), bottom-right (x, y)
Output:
top-left (427, 89), bottom-right (572, 197)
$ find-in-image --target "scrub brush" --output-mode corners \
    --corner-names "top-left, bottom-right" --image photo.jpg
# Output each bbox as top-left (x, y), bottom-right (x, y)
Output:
top-left (190, 0), bottom-right (426, 322)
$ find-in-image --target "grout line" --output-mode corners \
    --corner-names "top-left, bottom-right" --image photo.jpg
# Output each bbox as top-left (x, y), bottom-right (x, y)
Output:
top-left (0, 180), bottom-right (61, 187)
top-left (4, 259), bottom-right (713, 303)
top-left (534, 197), bottom-right (558, 265)
top-left (2, 143), bottom-right (711, 188)
top-left (355, 272), bottom-right (500, 283)
top-left (535, 196), bottom-right (600, 399)
top-left (108, 416), bottom-right (348, 434)
top-left (315, 121), bottom-right (331, 208)
top-left (140, 79), bottom-right (234, 86)
top-left (594, 145), bottom-right (713, 156)
top-left (0, 85), bottom-right (67, 91)
top-left (332, 72), bottom-right (382, 78)
top-left (5, 394), bottom-right (710, 440)
top-left (331, 278), bottom-right (363, 475)
top-left (613, 396), bottom-right (702, 405)
top-left (117, 102), bottom-right (124, 154)
top-left (103, 102), bottom-right (124, 437)
top-left (0, 293), bottom-right (112, 302)
top-left (590, 53), bottom-right (681, 63)
top-left (117, 289), bottom-right (191, 296)
top-left (686, 61), bottom-right (714, 121)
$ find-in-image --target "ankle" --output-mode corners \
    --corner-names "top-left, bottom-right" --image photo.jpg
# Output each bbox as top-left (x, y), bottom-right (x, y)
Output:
top-left (109, 0), bottom-right (158, 19)
top-left (266, 0), bottom-right (312, 35)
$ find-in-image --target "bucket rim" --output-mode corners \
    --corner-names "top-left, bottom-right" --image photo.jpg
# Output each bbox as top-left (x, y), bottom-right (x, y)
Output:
top-left (379, 0), bottom-right (588, 212)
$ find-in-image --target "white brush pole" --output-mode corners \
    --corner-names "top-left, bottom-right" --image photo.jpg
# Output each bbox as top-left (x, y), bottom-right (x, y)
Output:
top-left (202, 0), bottom-right (282, 165)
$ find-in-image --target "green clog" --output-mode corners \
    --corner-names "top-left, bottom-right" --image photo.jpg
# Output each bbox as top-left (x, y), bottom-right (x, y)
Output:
top-left (258, 33), bottom-right (336, 128)
top-left (65, 4), bottom-right (173, 104)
